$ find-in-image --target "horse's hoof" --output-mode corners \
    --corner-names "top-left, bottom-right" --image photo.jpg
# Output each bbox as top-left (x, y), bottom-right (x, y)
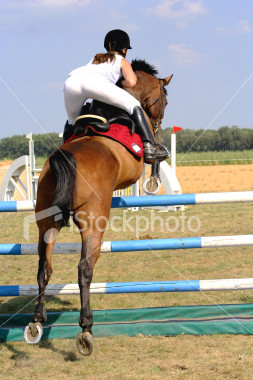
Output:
top-left (24, 322), bottom-right (43, 344)
top-left (76, 332), bottom-right (93, 356)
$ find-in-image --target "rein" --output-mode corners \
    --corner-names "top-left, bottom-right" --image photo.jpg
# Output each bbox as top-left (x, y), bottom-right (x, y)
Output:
top-left (142, 79), bottom-right (166, 136)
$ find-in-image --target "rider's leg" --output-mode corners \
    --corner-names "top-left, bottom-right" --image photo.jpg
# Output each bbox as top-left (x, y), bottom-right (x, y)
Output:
top-left (132, 107), bottom-right (169, 163)
top-left (132, 106), bottom-right (157, 162)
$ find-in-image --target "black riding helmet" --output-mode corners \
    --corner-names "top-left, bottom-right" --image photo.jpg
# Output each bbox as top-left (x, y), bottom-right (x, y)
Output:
top-left (104, 29), bottom-right (132, 56)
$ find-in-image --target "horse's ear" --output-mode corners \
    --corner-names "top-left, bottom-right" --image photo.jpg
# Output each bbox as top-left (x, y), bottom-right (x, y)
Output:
top-left (161, 75), bottom-right (173, 87)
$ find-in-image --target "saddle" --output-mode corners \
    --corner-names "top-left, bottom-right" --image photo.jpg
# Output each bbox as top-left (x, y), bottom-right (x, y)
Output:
top-left (63, 101), bottom-right (135, 143)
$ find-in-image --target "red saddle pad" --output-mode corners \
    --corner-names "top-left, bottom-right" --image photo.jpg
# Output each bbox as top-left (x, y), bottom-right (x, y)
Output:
top-left (65, 123), bottom-right (143, 158)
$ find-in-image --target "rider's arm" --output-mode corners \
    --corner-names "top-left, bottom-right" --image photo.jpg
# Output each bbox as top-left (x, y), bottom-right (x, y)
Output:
top-left (120, 59), bottom-right (137, 88)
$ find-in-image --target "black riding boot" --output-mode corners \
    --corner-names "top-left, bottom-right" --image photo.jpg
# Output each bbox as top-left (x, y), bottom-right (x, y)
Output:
top-left (132, 106), bottom-right (157, 163)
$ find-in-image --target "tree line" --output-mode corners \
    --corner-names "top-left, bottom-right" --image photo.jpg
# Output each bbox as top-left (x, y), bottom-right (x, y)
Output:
top-left (0, 126), bottom-right (252, 159)
top-left (0, 133), bottom-right (62, 159)
top-left (162, 126), bottom-right (253, 152)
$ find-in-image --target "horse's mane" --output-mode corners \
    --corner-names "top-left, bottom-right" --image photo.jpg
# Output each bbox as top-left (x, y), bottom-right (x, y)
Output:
top-left (131, 59), bottom-right (167, 95)
top-left (131, 59), bottom-right (158, 76)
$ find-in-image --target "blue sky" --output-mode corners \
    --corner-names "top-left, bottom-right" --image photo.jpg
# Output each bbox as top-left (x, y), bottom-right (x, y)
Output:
top-left (0, 0), bottom-right (252, 139)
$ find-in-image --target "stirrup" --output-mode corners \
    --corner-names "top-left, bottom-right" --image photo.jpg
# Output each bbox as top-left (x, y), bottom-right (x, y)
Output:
top-left (156, 144), bottom-right (170, 162)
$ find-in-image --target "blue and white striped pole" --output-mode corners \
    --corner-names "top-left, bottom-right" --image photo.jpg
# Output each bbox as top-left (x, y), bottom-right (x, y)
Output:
top-left (0, 235), bottom-right (253, 255)
top-left (0, 191), bottom-right (253, 212)
top-left (1, 278), bottom-right (253, 297)
top-left (0, 200), bottom-right (36, 212)
top-left (111, 191), bottom-right (253, 208)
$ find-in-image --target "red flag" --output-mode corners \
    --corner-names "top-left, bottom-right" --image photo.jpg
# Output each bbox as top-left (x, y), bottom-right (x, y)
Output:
top-left (173, 126), bottom-right (182, 133)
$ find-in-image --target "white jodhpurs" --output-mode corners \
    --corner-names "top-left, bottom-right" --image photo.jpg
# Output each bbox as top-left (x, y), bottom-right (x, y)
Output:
top-left (64, 73), bottom-right (141, 124)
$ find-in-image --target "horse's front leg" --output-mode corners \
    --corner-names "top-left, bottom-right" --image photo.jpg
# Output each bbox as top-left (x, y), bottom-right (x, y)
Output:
top-left (76, 232), bottom-right (102, 356)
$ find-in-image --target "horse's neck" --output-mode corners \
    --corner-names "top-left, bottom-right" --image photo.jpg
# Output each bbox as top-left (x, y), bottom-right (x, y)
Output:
top-left (125, 72), bottom-right (155, 103)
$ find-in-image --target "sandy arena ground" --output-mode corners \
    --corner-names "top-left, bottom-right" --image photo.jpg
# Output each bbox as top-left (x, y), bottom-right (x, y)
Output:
top-left (176, 164), bottom-right (253, 193)
top-left (0, 160), bottom-right (253, 199)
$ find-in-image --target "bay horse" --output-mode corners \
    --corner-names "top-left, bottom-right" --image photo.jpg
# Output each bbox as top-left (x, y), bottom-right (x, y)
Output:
top-left (26, 60), bottom-right (173, 355)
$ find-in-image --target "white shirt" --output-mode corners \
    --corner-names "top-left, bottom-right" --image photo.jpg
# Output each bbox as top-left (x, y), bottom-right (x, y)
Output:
top-left (68, 54), bottom-right (123, 84)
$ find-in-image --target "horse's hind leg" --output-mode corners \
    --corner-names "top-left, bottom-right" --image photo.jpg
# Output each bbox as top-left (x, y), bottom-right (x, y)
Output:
top-left (76, 231), bottom-right (102, 356)
top-left (33, 230), bottom-right (57, 324)
top-left (24, 225), bottom-right (58, 344)
top-left (74, 198), bottom-right (111, 355)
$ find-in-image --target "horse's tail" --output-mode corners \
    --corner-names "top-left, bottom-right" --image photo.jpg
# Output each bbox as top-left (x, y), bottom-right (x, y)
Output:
top-left (49, 149), bottom-right (76, 227)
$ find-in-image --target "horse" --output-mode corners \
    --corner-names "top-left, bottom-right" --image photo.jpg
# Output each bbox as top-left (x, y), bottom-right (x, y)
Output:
top-left (25, 59), bottom-right (173, 355)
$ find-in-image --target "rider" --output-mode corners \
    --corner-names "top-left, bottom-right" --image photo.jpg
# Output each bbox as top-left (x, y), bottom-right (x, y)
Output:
top-left (63, 29), bottom-right (168, 162)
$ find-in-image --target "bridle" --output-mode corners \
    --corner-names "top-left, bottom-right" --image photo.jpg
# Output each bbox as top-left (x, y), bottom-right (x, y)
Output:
top-left (142, 79), bottom-right (166, 136)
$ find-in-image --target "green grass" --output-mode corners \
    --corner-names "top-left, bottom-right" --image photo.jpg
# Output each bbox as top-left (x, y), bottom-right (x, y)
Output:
top-left (35, 156), bottom-right (47, 167)
top-left (0, 203), bottom-right (253, 313)
top-left (174, 150), bottom-right (253, 166)
top-left (0, 203), bottom-right (253, 378)
top-left (35, 151), bottom-right (253, 170)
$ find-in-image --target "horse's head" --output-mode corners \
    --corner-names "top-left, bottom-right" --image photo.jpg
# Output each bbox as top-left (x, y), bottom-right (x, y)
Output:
top-left (128, 59), bottom-right (173, 144)
top-left (141, 74), bottom-right (173, 143)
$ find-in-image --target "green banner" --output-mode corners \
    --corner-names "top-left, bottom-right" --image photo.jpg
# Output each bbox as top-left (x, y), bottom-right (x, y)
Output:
top-left (1, 304), bottom-right (253, 342)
